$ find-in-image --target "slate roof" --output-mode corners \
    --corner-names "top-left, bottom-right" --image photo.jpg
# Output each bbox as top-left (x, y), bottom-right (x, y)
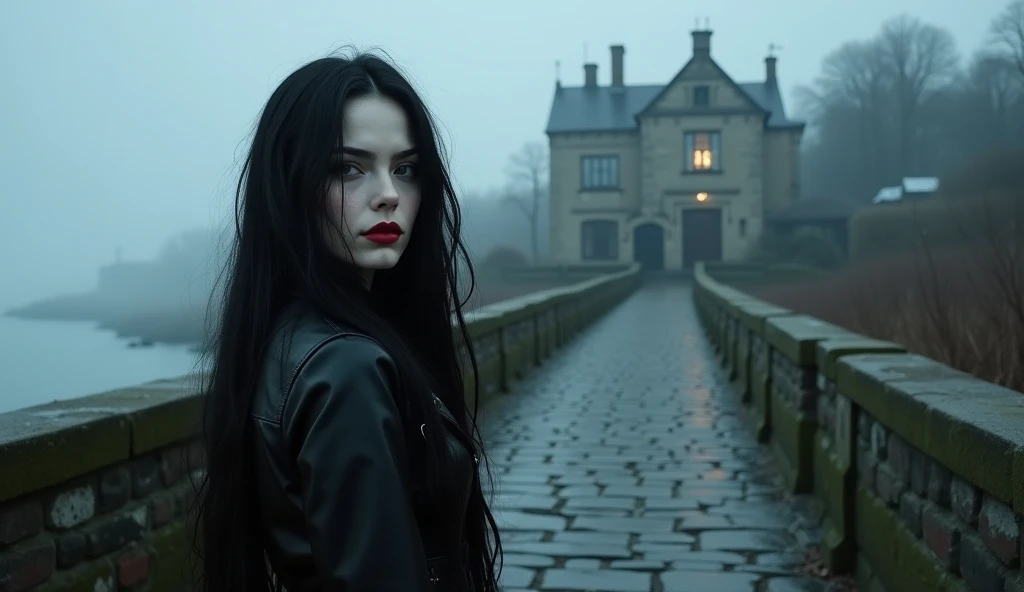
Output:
top-left (738, 82), bottom-right (802, 128)
top-left (545, 76), bottom-right (803, 134)
top-left (545, 85), bottom-right (663, 134)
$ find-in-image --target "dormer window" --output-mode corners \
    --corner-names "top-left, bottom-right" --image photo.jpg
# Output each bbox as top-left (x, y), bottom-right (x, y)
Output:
top-left (693, 85), bottom-right (710, 107)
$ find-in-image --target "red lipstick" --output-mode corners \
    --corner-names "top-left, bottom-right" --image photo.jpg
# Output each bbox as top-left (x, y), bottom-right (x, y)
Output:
top-left (362, 221), bottom-right (403, 245)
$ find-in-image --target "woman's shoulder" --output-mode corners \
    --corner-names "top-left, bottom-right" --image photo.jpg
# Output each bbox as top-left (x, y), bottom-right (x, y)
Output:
top-left (252, 303), bottom-right (396, 424)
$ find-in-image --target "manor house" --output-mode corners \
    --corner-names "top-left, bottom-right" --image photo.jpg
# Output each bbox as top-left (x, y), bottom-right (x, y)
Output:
top-left (545, 29), bottom-right (804, 269)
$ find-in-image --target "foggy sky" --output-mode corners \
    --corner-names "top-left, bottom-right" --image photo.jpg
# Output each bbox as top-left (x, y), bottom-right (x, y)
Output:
top-left (0, 0), bottom-right (1002, 309)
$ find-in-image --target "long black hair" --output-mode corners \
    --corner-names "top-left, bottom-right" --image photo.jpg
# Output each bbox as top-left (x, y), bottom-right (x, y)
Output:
top-left (190, 49), bottom-right (501, 591)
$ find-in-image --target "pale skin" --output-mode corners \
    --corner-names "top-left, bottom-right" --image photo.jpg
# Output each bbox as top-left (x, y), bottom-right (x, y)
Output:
top-left (324, 95), bottom-right (421, 287)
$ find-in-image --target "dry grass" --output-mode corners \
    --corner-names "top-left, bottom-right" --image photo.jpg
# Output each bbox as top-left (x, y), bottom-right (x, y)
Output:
top-left (752, 199), bottom-right (1024, 393)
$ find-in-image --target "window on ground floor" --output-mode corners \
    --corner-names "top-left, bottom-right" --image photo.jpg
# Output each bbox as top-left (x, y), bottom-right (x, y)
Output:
top-left (581, 220), bottom-right (619, 260)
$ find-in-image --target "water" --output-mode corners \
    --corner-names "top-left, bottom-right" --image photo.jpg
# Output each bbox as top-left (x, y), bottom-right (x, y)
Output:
top-left (0, 316), bottom-right (200, 415)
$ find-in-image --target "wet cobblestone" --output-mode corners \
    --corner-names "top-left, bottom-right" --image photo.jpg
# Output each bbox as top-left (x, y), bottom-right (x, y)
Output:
top-left (481, 281), bottom-right (831, 592)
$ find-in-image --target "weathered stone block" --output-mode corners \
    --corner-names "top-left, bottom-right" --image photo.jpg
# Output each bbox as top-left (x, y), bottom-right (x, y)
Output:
top-left (55, 531), bottom-right (87, 569)
top-left (131, 457), bottom-right (161, 498)
top-left (44, 484), bottom-right (96, 530)
top-left (857, 444), bottom-right (877, 491)
top-left (977, 495), bottom-right (1020, 567)
top-left (875, 463), bottom-right (903, 507)
top-left (117, 548), bottom-right (150, 588)
top-left (959, 533), bottom-right (1007, 592)
top-left (887, 433), bottom-right (911, 485)
top-left (82, 512), bottom-right (143, 557)
top-left (857, 413), bottom-right (869, 444)
top-left (126, 392), bottom-right (203, 456)
top-left (0, 406), bottom-right (131, 503)
top-left (899, 491), bottom-right (923, 538)
top-left (869, 421), bottom-right (887, 461)
top-left (922, 502), bottom-right (960, 572)
top-left (950, 476), bottom-right (981, 527)
top-left (0, 499), bottom-right (43, 546)
top-left (150, 492), bottom-right (176, 528)
top-left (0, 537), bottom-right (56, 591)
top-left (928, 463), bottom-right (952, 507)
top-left (876, 462), bottom-right (901, 503)
top-left (158, 444), bottom-right (185, 485)
top-left (98, 467), bottom-right (131, 513)
top-left (909, 448), bottom-right (929, 497)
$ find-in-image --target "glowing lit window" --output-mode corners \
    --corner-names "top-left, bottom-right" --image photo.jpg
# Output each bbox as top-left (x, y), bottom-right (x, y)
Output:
top-left (684, 131), bottom-right (721, 172)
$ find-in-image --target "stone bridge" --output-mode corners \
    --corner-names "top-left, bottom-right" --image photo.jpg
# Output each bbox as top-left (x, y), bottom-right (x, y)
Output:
top-left (1, 265), bottom-right (1021, 592)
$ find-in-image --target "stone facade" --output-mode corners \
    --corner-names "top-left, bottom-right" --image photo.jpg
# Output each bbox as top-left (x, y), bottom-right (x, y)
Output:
top-left (545, 31), bottom-right (804, 270)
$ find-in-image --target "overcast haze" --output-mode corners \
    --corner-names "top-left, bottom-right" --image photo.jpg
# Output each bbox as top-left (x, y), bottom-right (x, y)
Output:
top-left (0, 0), bottom-right (1001, 310)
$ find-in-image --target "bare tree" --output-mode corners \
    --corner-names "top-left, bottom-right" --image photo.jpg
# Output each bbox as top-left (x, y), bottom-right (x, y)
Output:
top-left (800, 10), bottom-right (1024, 203)
top-left (796, 40), bottom-right (897, 198)
top-left (502, 142), bottom-right (548, 263)
top-left (876, 15), bottom-right (960, 176)
top-left (819, 40), bottom-right (894, 183)
top-left (967, 53), bottom-right (1022, 144)
top-left (992, 0), bottom-right (1024, 78)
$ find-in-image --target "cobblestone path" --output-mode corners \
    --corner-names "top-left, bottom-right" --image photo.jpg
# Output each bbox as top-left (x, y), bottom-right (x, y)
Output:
top-left (481, 280), bottom-right (831, 592)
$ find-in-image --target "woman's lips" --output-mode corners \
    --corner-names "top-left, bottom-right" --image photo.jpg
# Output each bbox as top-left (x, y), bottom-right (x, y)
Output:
top-left (362, 221), bottom-right (402, 245)
top-left (363, 232), bottom-right (400, 245)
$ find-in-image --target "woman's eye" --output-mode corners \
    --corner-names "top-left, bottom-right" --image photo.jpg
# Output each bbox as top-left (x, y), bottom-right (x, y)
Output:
top-left (394, 163), bottom-right (416, 178)
top-left (330, 160), bottom-right (362, 178)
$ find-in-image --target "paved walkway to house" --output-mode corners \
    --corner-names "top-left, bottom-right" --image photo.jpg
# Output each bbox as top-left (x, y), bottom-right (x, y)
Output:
top-left (482, 280), bottom-right (833, 592)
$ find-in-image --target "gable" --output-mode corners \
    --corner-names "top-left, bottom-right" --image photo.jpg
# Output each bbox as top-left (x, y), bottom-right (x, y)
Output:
top-left (639, 58), bottom-right (765, 116)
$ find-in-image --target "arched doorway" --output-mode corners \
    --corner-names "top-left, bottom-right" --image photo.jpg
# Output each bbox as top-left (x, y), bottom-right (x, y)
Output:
top-left (633, 223), bottom-right (664, 270)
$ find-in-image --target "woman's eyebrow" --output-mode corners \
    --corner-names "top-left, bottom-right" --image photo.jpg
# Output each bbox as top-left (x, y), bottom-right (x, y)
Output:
top-left (337, 146), bottom-right (418, 160)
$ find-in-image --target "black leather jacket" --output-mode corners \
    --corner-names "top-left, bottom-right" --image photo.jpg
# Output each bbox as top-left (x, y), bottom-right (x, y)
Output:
top-left (249, 303), bottom-right (478, 591)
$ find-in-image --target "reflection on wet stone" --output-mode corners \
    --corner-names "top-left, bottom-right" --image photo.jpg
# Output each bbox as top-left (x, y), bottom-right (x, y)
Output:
top-left (482, 282), bottom-right (826, 590)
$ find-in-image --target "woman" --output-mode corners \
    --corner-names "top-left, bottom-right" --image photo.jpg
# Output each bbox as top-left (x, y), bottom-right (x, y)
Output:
top-left (192, 51), bottom-right (502, 591)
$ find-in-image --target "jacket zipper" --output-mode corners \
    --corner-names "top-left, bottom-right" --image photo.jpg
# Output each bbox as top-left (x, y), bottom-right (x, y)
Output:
top-left (431, 395), bottom-right (480, 465)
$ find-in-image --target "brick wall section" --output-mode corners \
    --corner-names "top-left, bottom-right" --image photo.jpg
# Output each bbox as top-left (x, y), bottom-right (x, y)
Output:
top-left (0, 438), bottom-right (203, 592)
top-left (693, 262), bottom-right (1024, 592)
top-left (855, 407), bottom-right (1022, 591)
top-left (1, 265), bottom-right (642, 592)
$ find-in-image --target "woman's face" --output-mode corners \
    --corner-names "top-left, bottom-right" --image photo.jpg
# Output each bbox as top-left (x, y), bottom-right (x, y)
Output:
top-left (323, 95), bottom-right (421, 285)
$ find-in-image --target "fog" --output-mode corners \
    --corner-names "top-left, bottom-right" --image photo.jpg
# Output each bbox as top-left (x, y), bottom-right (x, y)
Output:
top-left (0, 0), bottom-right (1007, 311)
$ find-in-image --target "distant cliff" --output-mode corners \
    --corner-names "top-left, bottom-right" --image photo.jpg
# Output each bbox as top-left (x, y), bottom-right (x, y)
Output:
top-left (5, 228), bottom-right (220, 345)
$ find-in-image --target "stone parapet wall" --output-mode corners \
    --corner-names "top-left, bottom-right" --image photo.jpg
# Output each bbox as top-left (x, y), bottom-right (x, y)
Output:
top-left (693, 262), bottom-right (1024, 592)
top-left (0, 265), bottom-right (641, 592)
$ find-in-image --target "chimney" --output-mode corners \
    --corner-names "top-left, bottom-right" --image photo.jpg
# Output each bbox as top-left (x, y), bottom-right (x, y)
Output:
top-left (765, 56), bottom-right (777, 86)
top-left (584, 63), bottom-right (598, 88)
top-left (691, 29), bottom-right (712, 58)
top-left (610, 45), bottom-right (625, 87)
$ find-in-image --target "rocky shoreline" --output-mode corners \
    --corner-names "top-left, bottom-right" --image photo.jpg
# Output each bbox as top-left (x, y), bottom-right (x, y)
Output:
top-left (6, 293), bottom-right (208, 348)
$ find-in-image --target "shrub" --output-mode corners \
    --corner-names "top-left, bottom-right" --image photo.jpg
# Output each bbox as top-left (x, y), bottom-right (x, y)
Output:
top-left (748, 225), bottom-right (845, 270)
top-left (940, 147), bottom-right (1024, 197)
top-left (752, 219), bottom-right (1024, 393)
